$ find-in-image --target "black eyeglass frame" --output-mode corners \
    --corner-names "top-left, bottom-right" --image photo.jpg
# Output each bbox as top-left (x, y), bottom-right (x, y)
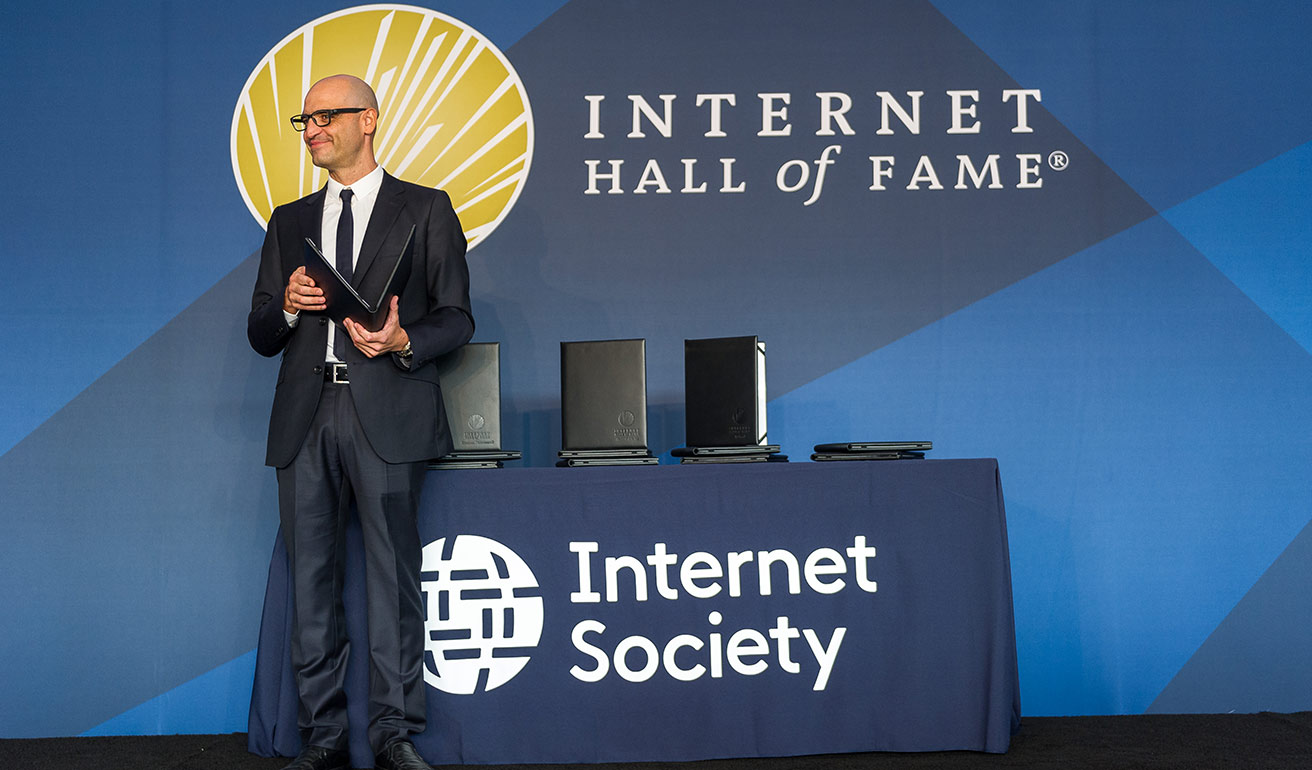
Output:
top-left (289, 107), bottom-right (368, 132)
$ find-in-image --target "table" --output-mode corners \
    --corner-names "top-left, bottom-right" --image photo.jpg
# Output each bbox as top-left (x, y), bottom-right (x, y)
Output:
top-left (248, 460), bottom-right (1020, 766)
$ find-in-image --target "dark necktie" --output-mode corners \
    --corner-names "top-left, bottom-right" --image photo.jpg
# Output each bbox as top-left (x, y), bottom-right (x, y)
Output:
top-left (332, 188), bottom-right (354, 360)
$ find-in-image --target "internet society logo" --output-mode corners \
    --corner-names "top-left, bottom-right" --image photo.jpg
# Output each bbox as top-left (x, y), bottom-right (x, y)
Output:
top-left (420, 535), bottom-right (544, 694)
top-left (230, 4), bottom-right (533, 249)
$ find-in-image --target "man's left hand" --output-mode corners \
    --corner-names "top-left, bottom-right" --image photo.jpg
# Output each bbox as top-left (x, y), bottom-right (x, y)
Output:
top-left (344, 296), bottom-right (409, 358)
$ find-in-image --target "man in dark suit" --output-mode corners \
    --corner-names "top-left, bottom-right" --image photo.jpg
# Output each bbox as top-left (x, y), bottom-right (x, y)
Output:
top-left (248, 74), bottom-right (472, 770)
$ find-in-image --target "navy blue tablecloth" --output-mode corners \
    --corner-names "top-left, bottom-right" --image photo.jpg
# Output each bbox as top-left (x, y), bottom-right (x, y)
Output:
top-left (249, 459), bottom-right (1020, 766)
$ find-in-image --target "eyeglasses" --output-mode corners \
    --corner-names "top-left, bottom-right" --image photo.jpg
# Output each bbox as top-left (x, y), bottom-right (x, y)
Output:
top-left (289, 108), bottom-right (367, 132)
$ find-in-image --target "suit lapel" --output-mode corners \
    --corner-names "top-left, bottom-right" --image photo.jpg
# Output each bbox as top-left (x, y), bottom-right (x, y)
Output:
top-left (298, 188), bottom-right (326, 255)
top-left (352, 172), bottom-right (404, 289)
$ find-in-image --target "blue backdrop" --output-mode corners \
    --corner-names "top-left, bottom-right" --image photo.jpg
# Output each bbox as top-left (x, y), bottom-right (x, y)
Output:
top-left (1, 0), bottom-right (1309, 739)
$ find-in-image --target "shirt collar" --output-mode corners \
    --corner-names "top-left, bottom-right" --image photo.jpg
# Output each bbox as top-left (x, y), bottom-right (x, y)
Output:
top-left (325, 164), bottom-right (385, 202)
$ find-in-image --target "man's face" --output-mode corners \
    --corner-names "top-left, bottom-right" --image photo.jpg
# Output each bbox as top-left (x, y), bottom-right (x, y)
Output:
top-left (301, 79), bottom-right (370, 174)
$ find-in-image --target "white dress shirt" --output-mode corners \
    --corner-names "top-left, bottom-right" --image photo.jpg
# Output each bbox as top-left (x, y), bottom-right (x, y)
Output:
top-left (283, 164), bottom-right (387, 363)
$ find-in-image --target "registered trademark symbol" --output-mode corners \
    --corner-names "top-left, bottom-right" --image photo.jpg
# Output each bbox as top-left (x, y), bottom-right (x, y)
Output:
top-left (1048, 151), bottom-right (1070, 171)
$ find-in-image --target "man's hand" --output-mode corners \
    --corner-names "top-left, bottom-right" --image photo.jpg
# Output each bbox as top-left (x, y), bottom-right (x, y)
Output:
top-left (283, 267), bottom-right (325, 313)
top-left (345, 296), bottom-right (410, 358)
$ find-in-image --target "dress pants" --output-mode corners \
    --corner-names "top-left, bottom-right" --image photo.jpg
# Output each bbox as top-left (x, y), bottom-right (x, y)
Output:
top-left (276, 382), bottom-right (428, 753)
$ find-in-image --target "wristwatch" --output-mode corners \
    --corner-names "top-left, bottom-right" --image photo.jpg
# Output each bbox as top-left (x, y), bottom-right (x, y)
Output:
top-left (398, 340), bottom-right (414, 360)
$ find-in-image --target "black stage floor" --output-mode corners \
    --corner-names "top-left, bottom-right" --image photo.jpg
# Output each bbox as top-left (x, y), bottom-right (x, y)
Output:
top-left (2, 713), bottom-right (1310, 770)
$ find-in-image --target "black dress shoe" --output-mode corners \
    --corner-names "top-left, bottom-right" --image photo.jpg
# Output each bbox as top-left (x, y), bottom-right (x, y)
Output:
top-left (281, 745), bottom-right (351, 770)
top-left (374, 740), bottom-right (433, 770)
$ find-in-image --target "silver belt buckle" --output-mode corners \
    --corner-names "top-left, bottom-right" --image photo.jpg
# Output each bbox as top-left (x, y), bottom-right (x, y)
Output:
top-left (328, 363), bottom-right (349, 384)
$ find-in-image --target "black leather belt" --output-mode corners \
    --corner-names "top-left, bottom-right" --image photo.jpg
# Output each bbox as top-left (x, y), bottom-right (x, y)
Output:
top-left (324, 363), bottom-right (349, 384)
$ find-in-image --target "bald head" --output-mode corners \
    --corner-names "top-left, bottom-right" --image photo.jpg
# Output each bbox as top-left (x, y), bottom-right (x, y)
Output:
top-left (309, 74), bottom-right (379, 113)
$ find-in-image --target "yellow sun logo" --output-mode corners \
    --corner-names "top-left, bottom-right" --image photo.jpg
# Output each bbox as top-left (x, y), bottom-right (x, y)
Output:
top-left (230, 4), bottom-right (533, 249)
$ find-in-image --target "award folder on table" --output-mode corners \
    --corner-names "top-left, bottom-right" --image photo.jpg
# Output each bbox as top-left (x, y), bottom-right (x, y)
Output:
top-left (671, 444), bottom-right (781, 457)
top-left (303, 225), bottom-right (415, 332)
top-left (677, 454), bottom-right (790, 464)
top-left (428, 342), bottom-right (521, 469)
top-left (428, 458), bottom-right (504, 469)
top-left (684, 335), bottom-right (768, 449)
top-left (561, 339), bottom-right (650, 452)
top-left (813, 441), bottom-right (932, 453)
top-left (558, 339), bottom-right (655, 466)
top-left (559, 448), bottom-right (652, 458)
top-left (810, 451), bottom-right (924, 461)
top-left (555, 456), bottom-right (659, 467)
top-left (810, 441), bottom-right (931, 462)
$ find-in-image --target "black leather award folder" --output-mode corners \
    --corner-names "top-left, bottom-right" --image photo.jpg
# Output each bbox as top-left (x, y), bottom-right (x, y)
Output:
top-left (559, 448), bottom-right (653, 458)
top-left (678, 454), bottom-right (790, 464)
top-left (303, 225), bottom-right (414, 332)
top-left (556, 456), bottom-right (659, 467)
top-left (428, 342), bottom-right (522, 469)
top-left (428, 459), bottom-right (504, 470)
top-left (813, 441), bottom-right (933, 453)
top-left (561, 339), bottom-right (649, 451)
top-left (810, 451), bottom-right (925, 462)
top-left (434, 342), bottom-right (505, 454)
top-left (671, 444), bottom-right (781, 457)
top-left (684, 335), bottom-right (767, 448)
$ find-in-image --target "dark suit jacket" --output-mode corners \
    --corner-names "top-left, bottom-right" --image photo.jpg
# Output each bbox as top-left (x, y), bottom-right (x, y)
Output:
top-left (248, 172), bottom-right (474, 467)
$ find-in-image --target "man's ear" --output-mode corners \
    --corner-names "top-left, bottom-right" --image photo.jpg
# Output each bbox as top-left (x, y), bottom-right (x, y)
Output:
top-left (362, 108), bottom-right (378, 137)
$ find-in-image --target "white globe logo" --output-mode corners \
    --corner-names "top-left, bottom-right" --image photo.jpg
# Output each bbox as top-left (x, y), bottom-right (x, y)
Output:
top-left (420, 535), bottom-right (544, 694)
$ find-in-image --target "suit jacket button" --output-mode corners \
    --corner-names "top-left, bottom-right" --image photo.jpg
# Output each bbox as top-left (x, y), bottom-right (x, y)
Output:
top-left (313, 365), bottom-right (323, 375)
top-left (319, 318), bottom-right (328, 326)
